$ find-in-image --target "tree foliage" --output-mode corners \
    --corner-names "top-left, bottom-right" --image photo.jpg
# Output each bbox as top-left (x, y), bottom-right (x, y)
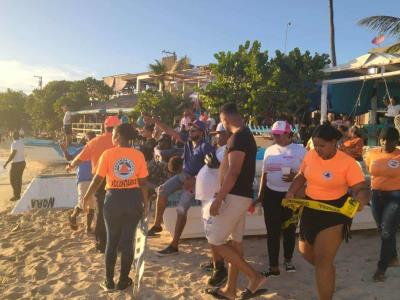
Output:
top-left (0, 89), bottom-right (29, 130)
top-left (134, 91), bottom-right (191, 125)
top-left (26, 77), bottom-right (112, 132)
top-left (201, 40), bottom-right (330, 119)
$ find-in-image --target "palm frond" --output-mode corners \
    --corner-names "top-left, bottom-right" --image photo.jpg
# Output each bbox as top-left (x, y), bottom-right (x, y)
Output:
top-left (358, 16), bottom-right (400, 38)
top-left (386, 42), bottom-right (400, 53)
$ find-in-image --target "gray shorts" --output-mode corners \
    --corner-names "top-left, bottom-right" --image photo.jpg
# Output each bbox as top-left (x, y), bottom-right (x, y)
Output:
top-left (158, 173), bottom-right (194, 215)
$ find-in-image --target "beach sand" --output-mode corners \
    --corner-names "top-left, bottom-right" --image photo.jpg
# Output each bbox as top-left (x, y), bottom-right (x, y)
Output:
top-left (0, 142), bottom-right (399, 299)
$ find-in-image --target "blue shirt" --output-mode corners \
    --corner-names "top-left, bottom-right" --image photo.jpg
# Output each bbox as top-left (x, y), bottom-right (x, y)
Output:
top-left (70, 146), bottom-right (92, 184)
top-left (182, 137), bottom-right (214, 176)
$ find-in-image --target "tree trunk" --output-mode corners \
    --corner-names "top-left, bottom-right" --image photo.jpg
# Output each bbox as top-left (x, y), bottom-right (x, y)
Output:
top-left (328, 0), bottom-right (337, 66)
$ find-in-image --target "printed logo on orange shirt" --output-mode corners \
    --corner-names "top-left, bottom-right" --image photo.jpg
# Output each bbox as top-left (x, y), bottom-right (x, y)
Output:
top-left (114, 158), bottom-right (135, 179)
top-left (388, 160), bottom-right (400, 169)
top-left (322, 171), bottom-right (333, 180)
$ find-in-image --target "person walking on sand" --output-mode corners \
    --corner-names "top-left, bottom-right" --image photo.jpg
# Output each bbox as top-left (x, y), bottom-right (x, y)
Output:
top-left (257, 121), bottom-right (306, 278)
top-left (286, 124), bottom-right (370, 300)
top-left (3, 131), bottom-right (26, 201)
top-left (364, 127), bottom-right (400, 282)
top-left (205, 103), bottom-right (267, 300)
top-left (62, 131), bottom-right (97, 233)
top-left (82, 123), bottom-right (149, 291)
top-left (67, 116), bottom-right (121, 253)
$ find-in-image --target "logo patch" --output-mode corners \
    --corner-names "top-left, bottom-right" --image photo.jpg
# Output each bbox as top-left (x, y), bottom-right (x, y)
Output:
top-left (388, 159), bottom-right (400, 169)
top-left (114, 158), bottom-right (135, 179)
top-left (322, 171), bottom-right (333, 180)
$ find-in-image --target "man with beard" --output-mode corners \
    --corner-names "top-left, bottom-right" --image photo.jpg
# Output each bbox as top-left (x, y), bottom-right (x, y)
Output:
top-left (148, 119), bottom-right (214, 256)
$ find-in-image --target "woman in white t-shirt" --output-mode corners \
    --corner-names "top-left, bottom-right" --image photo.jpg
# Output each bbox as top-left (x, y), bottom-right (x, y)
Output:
top-left (3, 131), bottom-right (26, 201)
top-left (257, 121), bottom-right (306, 277)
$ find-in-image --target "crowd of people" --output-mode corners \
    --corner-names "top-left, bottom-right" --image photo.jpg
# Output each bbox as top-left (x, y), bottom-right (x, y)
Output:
top-left (3, 98), bottom-right (400, 300)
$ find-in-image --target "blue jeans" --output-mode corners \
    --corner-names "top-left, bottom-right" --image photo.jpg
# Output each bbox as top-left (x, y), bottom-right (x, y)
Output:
top-left (371, 190), bottom-right (400, 271)
top-left (103, 188), bottom-right (143, 282)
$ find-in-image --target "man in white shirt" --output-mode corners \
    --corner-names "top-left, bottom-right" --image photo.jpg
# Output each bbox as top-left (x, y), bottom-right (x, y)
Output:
top-left (196, 124), bottom-right (228, 287)
top-left (385, 97), bottom-right (400, 126)
top-left (63, 105), bottom-right (72, 146)
top-left (3, 131), bottom-right (26, 201)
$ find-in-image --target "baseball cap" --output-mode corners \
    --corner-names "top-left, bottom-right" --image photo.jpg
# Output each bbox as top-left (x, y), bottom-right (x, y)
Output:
top-left (189, 120), bottom-right (206, 132)
top-left (209, 122), bottom-right (226, 135)
top-left (104, 116), bottom-right (121, 128)
top-left (271, 121), bottom-right (292, 135)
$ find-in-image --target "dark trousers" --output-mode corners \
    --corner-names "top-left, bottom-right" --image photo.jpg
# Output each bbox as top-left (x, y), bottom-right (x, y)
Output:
top-left (10, 161), bottom-right (26, 198)
top-left (103, 189), bottom-right (143, 282)
top-left (371, 190), bottom-right (400, 271)
top-left (95, 180), bottom-right (107, 250)
top-left (262, 187), bottom-right (296, 267)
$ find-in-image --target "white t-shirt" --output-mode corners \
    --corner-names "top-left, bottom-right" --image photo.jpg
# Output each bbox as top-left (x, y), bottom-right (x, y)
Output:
top-left (208, 118), bottom-right (216, 130)
top-left (195, 145), bottom-right (226, 201)
top-left (262, 143), bottom-right (306, 192)
top-left (386, 104), bottom-right (400, 117)
top-left (180, 116), bottom-right (191, 129)
top-left (11, 140), bottom-right (25, 163)
top-left (63, 111), bottom-right (71, 125)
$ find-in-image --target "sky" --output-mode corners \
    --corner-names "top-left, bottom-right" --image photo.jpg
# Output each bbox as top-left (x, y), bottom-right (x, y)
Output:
top-left (0, 0), bottom-right (399, 93)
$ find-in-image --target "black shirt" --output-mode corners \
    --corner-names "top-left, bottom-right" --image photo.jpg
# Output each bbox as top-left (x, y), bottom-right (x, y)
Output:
top-left (227, 126), bottom-right (257, 198)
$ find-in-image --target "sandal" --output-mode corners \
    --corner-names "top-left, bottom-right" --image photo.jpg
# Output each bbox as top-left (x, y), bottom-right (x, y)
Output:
top-left (117, 277), bottom-right (133, 290)
top-left (69, 215), bottom-right (78, 230)
top-left (238, 288), bottom-right (269, 300)
top-left (205, 287), bottom-right (233, 300)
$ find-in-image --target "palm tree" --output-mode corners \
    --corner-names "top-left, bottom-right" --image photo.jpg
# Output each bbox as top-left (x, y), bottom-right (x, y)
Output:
top-left (149, 55), bottom-right (193, 93)
top-left (358, 16), bottom-right (400, 53)
top-left (149, 59), bottom-right (168, 92)
top-left (328, 0), bottom-right (337, 66)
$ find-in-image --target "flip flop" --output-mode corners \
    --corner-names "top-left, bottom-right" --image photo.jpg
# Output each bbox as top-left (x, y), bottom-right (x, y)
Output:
top-left (205, 287), bottom-right (233, 300)
top-left (69, 215), bottom-right (78, 230)
top-left (238, 288), bottom-right (269, 300)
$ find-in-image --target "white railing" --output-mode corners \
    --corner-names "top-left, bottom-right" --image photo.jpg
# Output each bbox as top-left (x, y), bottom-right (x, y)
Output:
top-left (72, 123), bottom-right (103, 140)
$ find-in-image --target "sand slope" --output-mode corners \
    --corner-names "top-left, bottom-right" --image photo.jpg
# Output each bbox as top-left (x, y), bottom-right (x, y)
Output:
top-left (0, 143), bottom-right (400, 299)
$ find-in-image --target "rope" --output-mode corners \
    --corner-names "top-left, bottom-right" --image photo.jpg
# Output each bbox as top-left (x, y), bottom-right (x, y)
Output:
top-left (349, 78), bottom-right (366, 118)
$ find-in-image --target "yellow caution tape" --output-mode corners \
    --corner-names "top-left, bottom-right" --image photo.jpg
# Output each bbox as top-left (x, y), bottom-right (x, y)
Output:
top-left (282, 197), bottom-right (359, 219)
top-left (281, 209), bottom-right (301, 230)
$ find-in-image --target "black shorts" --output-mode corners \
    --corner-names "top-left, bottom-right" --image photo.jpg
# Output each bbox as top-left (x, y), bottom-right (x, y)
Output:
top-left (299, 194), bottom-right (352, 245)
top-left (63, 125), bottom-right (72, 135)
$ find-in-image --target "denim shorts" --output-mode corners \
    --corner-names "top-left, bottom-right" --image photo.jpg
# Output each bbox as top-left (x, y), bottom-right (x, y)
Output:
top-left (158, 173), bottom-right (194, 215)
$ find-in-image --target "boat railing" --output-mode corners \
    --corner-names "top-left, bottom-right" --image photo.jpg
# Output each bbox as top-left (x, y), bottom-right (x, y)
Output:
top-left (72, 123), bottom-right (103, 139)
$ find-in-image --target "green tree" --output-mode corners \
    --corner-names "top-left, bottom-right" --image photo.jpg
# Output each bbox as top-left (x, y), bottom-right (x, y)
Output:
top-left (269, 48), bottom-right (330, 115)
top-left (134, 90), bottom-right (190, 125)
top-left (0, 89), bottom-right (28, 130)
top-left (358, 16), bottom-right (400, 53)
top-left (26, 78), bottom-right (112, 132)
top-left (202, 40), bottom-right (271, 117)
top-left (149, 59), bottom-right (168, 92)
top-left (201, 41), bottom-right (330, 119)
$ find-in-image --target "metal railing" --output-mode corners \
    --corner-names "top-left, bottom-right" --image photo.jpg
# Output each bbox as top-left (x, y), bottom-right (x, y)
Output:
top-left (72, 123), bottom-right (103, 139)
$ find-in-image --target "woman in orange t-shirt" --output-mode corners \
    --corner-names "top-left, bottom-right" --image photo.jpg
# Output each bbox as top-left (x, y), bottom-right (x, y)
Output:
top-left (365, 127), bottom-right (400, 282)
top-left (82, 123), bottom-right (149, 291)
top-left (340, 126), bottom-right (364, 161)
top-left (286, 124), bottom-right (370, 300)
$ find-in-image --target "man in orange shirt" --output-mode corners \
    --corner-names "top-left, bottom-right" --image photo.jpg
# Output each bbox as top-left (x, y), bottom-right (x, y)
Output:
top-left (67, 115), bottom-right (121, 252)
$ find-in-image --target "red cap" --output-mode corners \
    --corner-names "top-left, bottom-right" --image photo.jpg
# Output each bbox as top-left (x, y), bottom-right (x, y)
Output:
top-left (104, 116), bottom-right (121, 128)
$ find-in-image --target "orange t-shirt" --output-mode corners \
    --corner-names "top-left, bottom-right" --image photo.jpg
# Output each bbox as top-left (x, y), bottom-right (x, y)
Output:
top-left (96, 147), bottom-right (148, 190)
top-left (340, 137), bottom-right (364, 159)
top-left (75, 133), bottom-right (114, 174)
top-left (300, 150), bottom-right (365, 200)
top-left (364, 147), bottom-right (400, 191)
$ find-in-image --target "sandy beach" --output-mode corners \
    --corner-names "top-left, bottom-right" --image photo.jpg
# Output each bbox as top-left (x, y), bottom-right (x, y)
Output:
top-left (0, 143), bottom-right (399, 299)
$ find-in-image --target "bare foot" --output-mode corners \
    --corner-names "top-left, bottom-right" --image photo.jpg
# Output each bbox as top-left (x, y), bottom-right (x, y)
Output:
top-left (248, 274), bottom-right (267, 294)
top-left (218, 287), bottom-right (236, 300)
